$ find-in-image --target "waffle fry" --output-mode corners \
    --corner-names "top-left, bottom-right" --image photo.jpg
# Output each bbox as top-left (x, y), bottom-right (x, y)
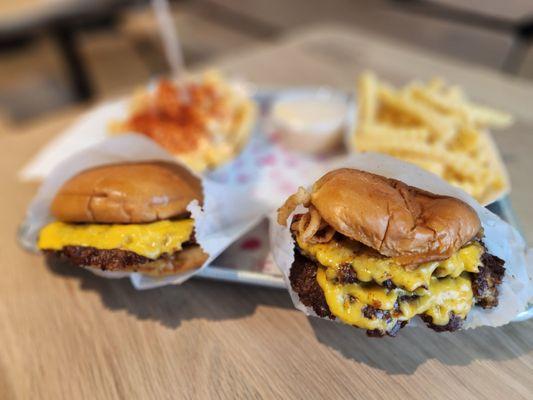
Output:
top-left (357, 124), bottom-right (431, 142)
top-left (463, 103), bottom-right (513, 128)
top-left (358, 71), bottom-right (379, 124)
top-left (378, 85), bottom-right (456, 142)
top-left (394, 156), bottom-right (445, 176)
top-left (353, 72), bottom-right (511, 204)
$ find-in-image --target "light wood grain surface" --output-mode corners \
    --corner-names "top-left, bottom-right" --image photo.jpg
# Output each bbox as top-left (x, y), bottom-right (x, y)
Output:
top-left (1, 26), bottom-right (532, 400)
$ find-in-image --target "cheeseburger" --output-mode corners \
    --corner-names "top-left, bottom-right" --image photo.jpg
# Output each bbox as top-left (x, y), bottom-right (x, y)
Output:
top-left (38, 161), bottom-right (208, 275)
top-left (277, 168), bottom-right (505, 337)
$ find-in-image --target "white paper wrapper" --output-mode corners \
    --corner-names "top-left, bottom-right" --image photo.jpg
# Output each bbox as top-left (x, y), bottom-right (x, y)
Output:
top-left (20, 134), bottom-right (264, 289)
top-left (270, 152), bottom-right (532, 329)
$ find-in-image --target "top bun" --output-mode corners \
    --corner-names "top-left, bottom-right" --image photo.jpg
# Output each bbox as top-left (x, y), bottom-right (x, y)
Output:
top-left (310, 168), bottom-right (481, 264)
top-left (51, 161), bottom-right (202, 224)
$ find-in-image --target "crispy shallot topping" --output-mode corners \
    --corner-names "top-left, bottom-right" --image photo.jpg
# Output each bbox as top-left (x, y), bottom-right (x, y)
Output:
top-left (277, 187), bottom-right (311, 226)
top-left (278, 187), bottom-right (335, 244)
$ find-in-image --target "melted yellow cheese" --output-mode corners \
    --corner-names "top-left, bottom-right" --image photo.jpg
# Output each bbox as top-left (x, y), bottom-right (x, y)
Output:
top-left (316, 269), bottom-right (396, 332)
top-left (434, 245), bottom-right (482, 278)
top-left (399, 274), bottom-right (473, 325)
top-left (38, 219), bottom-right (194, 259)
top-left (298, 233), bottom-right (481, 330)
top-left (317, 268), bottom-right (473, 329)
top-left (297, 235), bottom-right (482, 291)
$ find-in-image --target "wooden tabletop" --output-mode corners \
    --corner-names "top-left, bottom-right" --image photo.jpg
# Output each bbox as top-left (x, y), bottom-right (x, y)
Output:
top-left (2, 26), bottom-right (532, 399)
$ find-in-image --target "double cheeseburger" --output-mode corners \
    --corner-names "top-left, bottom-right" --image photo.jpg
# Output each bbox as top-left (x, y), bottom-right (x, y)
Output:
top-left (38, 161), bottom-right (208, 275)
top-left (277, 168), bottom-right (505, 337)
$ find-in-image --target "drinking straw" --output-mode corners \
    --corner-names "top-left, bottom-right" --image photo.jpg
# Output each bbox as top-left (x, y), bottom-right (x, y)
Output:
top-left (151, 0), bottom-right (185, 78)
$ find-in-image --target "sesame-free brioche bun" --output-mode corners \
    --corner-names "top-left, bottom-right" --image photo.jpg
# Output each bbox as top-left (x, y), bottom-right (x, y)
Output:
top-left (310, 168), bottom-right (481, 264)
top-left (51, 161), bottom-right (202, 224)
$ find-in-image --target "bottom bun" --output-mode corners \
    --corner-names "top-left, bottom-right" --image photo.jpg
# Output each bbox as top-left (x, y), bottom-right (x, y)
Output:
top-left (135, 246), bottom-right (208, 276)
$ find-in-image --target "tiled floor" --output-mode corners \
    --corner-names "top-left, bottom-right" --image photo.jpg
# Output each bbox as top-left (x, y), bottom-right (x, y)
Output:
top-left (0, 0), bottom-right (530, 125)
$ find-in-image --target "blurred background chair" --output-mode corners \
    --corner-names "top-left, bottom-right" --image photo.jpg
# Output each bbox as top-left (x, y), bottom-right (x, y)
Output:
top-left (0, 0), bottom-right (531, 125)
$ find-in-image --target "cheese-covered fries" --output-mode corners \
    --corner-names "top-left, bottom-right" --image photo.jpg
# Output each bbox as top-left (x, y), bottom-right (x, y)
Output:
top-left (110, 71), bottom-right (256, 172)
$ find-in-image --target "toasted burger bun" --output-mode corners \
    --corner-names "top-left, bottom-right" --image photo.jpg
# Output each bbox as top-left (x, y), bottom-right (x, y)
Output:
top-left (134, 245), bottom-right (209, 275)
top-left (311, 168), bottom-right (481, 264)
top-left (51, 161), bottom-right (202, 224)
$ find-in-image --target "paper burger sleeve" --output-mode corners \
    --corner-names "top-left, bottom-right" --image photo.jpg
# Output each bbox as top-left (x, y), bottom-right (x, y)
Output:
top-left (269, 153), bottom-right (532, 329)
top-left (20, 134), bottom-right (265, 289)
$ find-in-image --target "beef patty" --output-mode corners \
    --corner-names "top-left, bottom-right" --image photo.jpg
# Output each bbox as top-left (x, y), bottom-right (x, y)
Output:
top-left (472, 252), bottom-right (505, 308)
top-left (289, 251), bottom-right (407, 337)
top-left (289, 244), bottom-right (504, 337)
top-left (289, 251), bottom-right (333, 320)
top-left (44, 239), bottom-right (207, 275)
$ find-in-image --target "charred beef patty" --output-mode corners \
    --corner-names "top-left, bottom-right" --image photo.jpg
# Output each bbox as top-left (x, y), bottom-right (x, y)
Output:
top-left (367, 321), bottom-right (408, 338)
top-left (420, 312), bottom-right (464, 332)
top-left (472, 252), bottom-right (505, 308)
top-left (45, 239), bottom-right (197, 271)
top-left (363, 305), bottom-right (407, 337)
top-left (290, 243), bottom-right (505, 336)
top-left (290, 250), bottom-right (406, 337)
top-left (290, 251), bottom-right (333, 319)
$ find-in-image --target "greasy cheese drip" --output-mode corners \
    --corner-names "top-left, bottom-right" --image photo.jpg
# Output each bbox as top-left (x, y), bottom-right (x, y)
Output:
top-left (38, 219), bottom-right (194, 259)
top-left (297, 236), bottom-right (482, 291)
top-left (317, 269), bottom-right (395, 332)
top-left (399, 275), bottom-right (473, 324)
top-left (317, 269), bottom-right (473, 329)
top-left (297, 234), bottom-right (482, 329)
